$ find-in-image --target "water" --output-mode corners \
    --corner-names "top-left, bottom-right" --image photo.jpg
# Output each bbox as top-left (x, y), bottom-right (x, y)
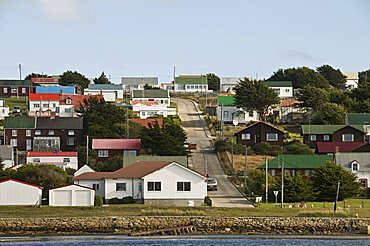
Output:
top-left (1, 235), bottom-right (370, 246)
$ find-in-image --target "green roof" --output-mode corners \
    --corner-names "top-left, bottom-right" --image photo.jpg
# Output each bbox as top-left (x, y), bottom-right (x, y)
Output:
top-left (263, 81), bottom-right (292, 88)
top-left (345, 113), bottom-right (370, 125)
top-left (0, 80), bottom-right (32, 86)
top-left (132, 89), bottom-right (169, 98)
top-left (217, 96), bottom-right (235, 106)
top-left (175, 76), bottom-right (207, 85)
top-left (258, 155), bottom-right (332, 169)
top-left (4, 117), bottom-right (36, 129)
top-left (301, 125), bottom-right (364, 134)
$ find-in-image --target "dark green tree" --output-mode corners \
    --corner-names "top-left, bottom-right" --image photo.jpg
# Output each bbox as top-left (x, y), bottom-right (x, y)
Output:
top-left (313, 161), bottom-right (360, 201)
top-left (234, 78), bottom-right (279, 121)
top-left (93, 71), bottom-right (111, 84)
top-left (59, 70), bottom-right (90, 89)
top-left (143, 84), bottom-right (160, 90)
top-left (268, 67), bottom-right (329, 89)
top-left (24, 73), bottom-right (49, 81)
top-left (316, 64), bottom-right (347, 89)
top-left (284, 141), bottom-right (312, 155)
top-left (311, 102), bottom-right (345, 125)
top-left (276, 173), bottom-right (316, 202)
top-left (245, 169), bottom-right (276, 197)
top-left (350, 82), bottom-right (370, 113)
top-left (359, 69), bottom-right (370, 84)
top-left (206, 73), bottom-right (220, 92)
top-left (297, 85), bottom-right (330, 111)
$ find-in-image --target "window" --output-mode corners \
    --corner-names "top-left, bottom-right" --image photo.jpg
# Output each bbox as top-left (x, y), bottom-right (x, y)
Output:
top-left (123, 150), bottom-right (137, 156)
top-left (342, 134), bottom-right (354, 142)
top-left (323, 135), bottom-right (330, 141)
top-left (241, 133), bottom-right (251, 140)
top-left (177, 181), bottom-right (191, 191)
top-left (223, 111), bottom-right (229, 118)
top-left (266, 133), bottom-right (278, 141)
top-left (65, 108), bottom-right (72, 113)
top-left (33, 158), bottom-right (40, 162)
top-left (116, 183), bottom-right (127, 191)
top-left (360, 179), bottom-right (368, 188)
top-left (10, 139), bottom-right (17, 147)
top-left (21, 88), bottom-right (26, 94)
top-left (48, 130), bottom-right (54, 136)
top-left (26, 130), bottom-right (32, 136)
top-left (42, 103), bottom-right (49, 108)
top-left (270, 169), bottom-right (276, 176)
top-left (92, 184), bottom-right (100, 191)
top-left (12, 130), bottom-right (17, 136)
top-left (33, 103), bottom-right (40, 108)
top-left (310, 135), bottom-right (317, 141)
top-left (35, 130), bottom-right (41, 135)
top-left (285, 89), bottom-right (290, 92)
top-left (63, 158), bottom-right (70, 162)
top-left (66, 137), bottom-right (75, 146)
top-left (52, 103), bottom-right (56, 108)
top-left (352, 161), bottom-right (359, 171)
top-left (147, 181), bottom-right (161, 191)
top-left (68, 130), bottom-right (75, 136)
top-left (248, 111), bottom-right (254, 117)
top-left (98, 150), bottom-right (109, 157)
top-left (3, 88), bottom-right (8, 93)
top-left (11, 88), bottom-right (17, 93)
top-left (65, 98), bottom-right (72, 104)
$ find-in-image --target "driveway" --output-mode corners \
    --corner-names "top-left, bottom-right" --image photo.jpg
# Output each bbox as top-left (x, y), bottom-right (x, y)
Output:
top-left (175, 98), bottom-right (253, 207)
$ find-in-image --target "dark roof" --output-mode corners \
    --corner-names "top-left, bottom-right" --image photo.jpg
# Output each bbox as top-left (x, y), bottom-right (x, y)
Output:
top-left (175, 75), bottom-right (207, 85)
top-left (132, 89), bottom-right (169, 99)
top-left (36, 117), bottom-right (83, 129)
top-left (301, 125), bottom-right (364, 134)
top-left (0, 80), bottom-right (32, 86)
top-left (345, 113), bottom-right (370, 125)
top-left (316, 142), bottom-right (367, 154)
top-left (4, 117), bottom-right (36, 129)
top-left (236, 121), bottom-right (285, 135)
top-left (74, 172), bottom-right (112, 180)
top-left (92, 139), bottom-right (141, 150)
top-left (258, 155), bottom-right (333, 169)
top-left (262, 81), bottom-right (293, 88)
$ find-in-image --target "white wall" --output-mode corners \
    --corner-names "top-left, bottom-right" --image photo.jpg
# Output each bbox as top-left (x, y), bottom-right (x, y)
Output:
top-left (0, 106), bottom-right (9, 119)
top-left (29, 100), bottom-right (59, 113)
top-left (271, 87), bottom-right (293, 98)
top-left (105, 178), bottom-right (143, 200)
top-left (59, 105), bottom-right (75, 117)
top-left (0, 180), bottom-right (42, 205)
top-left (143, 163), bottom-right (207, 200)
top-left (84, 89), bottom-right (124, 102)
top-left (217, 106), bottom-right (259, 124)
top-left (74, 179), bottom-right (105, 197)
top-left (133, 104), bottom-right (177, 119)
top-left (131, 98), bottom-right (170, 107)
top-left (49, 185), bottom-right (94, 206)
top-left (175, 84), bottom-right (208, 92)
top-left (27, 156), bottom-right (78, 170)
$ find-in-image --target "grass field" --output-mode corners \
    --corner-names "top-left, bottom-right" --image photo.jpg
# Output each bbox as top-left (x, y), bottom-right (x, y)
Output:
top-left (3, 97), bottom-right (27, 111)
top-left (1, 199), bottom-right (370, 218)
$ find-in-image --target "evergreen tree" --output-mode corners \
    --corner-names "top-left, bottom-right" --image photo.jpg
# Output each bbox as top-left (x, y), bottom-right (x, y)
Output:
top-left (59, 70), bottom-right (90, 89)
top-left (93, 71), bottom-right (111, 84)
top-left (206, 73), bottom-right (220, 91)
top-left (316, 64), bottom-right (347, 89)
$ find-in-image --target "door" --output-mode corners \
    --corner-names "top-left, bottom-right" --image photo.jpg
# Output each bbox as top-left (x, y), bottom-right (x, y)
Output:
top-left (26, 139), bottom-right (32, 151)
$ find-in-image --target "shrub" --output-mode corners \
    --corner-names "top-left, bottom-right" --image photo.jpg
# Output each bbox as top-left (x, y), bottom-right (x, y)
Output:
top-left (108, 197), bottom-right (122, 204)
top-left (284, 141), bottom-right (312, 155)
top-left (94, 195), bottom-right (103, 206)
top-left (204, 196), bottom-right (212, 206)
top-left (252, 142), bottom-right (283, 156)
top-left (121, 196), bottom-right (135, 204)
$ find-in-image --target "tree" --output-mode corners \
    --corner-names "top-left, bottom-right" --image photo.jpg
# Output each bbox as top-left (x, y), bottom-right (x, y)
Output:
top-left (284, 141), bottom-right (312, 155)
top-left (93, 71), bottom-right (111, 84)
top-left (234, 78), bottom-right (279, 121)
top-left (297, 85), bottom-right (330, 111)
top-left (359, 69), bottom-right (370, 84)
top-left (59, 70), bottom-right (90, 89)
top-left (350, 82), bottom-right (370, 113)
top-left (206, 73), bottom-right (220, 92)
top-left (268, 67), bottom-right (329, 89)
top-left (245, 169), bottom-right (276, 197)
top-left (316, 64), bottom-right (347, 89)
top-left (143, 84), bottom-right (160, 90)
top-left (25, 73), bottom-right (49, 81)
top-left (311, 102), bottom-right (345, 125)
top-left (313, 161), bottom-right (360, 201)
top-left (277, 173), bottom-right (316, 202)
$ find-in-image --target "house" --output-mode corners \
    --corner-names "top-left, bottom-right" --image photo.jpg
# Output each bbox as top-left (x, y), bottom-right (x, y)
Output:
top-left (59, 94), bottom-right (103, 117)
top-left (49, 184), bottom-right (95, 206)
top-left (220, 77), bottom-right (255, 93)
top-left (262, 81), bottom-right (293, 98)
top-left (4, 117), bottom-right (83, 151)
top-left (129, 118), bottom-right (164, 128)
top-left (316, 142), bottom-right (370, 154)
top-left (0, 80), bottom-right (33, 98)
top-left (35, 85), bottom-right (75, 95)
top-left (132, 101), bottom-right (176, 119)
top-left (131, 89), bottom-right (170, 106)
top-left (174, 75), bottom-right (208, 93)
top-left (342, 72), bottom-right (359, 90)
top-left (345, 113), bottom-right (370, 129)
top-left (28, 93), bottom-right (60, 117)
top-left (92, 139), bottom-right (141, 160)
top-left (84, 84), bottom-right (125, 102)
top-left (278, 100), bottom-right (304, 124)
top-left (257, 155), bottom-right (333, 176)
top-left (235, 121), bottom-right (286, 147)
top-left (335, 153), bottom-right (370, 187)
top-left (121, 155), bottom-right (188, 168)
top-left (74, 165), bottom-right (95, 177)
top-left (301, 125), bottom-right (365, 148)
top-left (216, 95), bottom-right (259, 124)
top-left (26, 151), bottom-right (78, 170)
top-left (0, 99), bottom-right (9, 119)
top-left (0, 145), bottom-right (14, 169)
top-left (121, 77), bottom-right (159, 91)
top-left (0, 178), bottom-right (43, 205)
top-left (74, 161), bottom-right (207, 206)
top-left (32, 77), bottom-right (59, 86)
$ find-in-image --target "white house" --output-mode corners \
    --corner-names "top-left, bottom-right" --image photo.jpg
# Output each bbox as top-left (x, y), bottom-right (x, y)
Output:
top-left (216, 96), bottom-right (259, 124)
top-left (49, 184), bottom-right (95, 206)
top-left (0, 145), bottom-right (14, 169)
top-left (343, 72), bottom-right (359, 90)
top-left (74, 161), bottom-right (207, 206)
top-left (132, 102), bottom-right (176, 119)
top-left (28, 93), bottom-right (60, 117)
top-left (59, 94), bottom-right (103, 117)
top-left (0, 99), bottom-right (9, 119)
top-left (174, 75), bottom-right (208, 93)
top-left (262, 81), bottom-right (293, 98)
top-left (122, 77), bottom-right (159, 91)
top-left (26, 151), bottom-right (78, 170)
top-left (131, 89), bottom-right (170, 107)
top-left (336, 153), bottom-right (370, 187)
top-left (220, 77), bottom-right (252, 93)
top-left (84, 84), bottom-right (125, 102)
top-left (0, 178), bottom-right (42, 206)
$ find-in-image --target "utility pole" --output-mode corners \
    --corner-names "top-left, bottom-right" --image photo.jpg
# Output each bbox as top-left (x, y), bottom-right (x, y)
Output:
top-left (244, 146), bottom-right (248, 193)
top-left (18, 64), bottom-right (22, 98)
top-left (334, 182), bottom-right (340, 212)
top-left (281, 157), bottom-right (284, 208)
top-left (265, 157), bottom-right (268, 203)
top-left (220, 104), bottom-right (224, 139)
top-left (173, 66), bottom-right (176, 93)
top-left (231, 137), bottom-right (234, 171)
top-left (86, 135), bottom-right (89, 165)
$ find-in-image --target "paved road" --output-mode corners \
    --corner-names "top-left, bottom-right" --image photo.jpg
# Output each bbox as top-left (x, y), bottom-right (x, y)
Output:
top-left (175, 98), bottom-right (253, 207)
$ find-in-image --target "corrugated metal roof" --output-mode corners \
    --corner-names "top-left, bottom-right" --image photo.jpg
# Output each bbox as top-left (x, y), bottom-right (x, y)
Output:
top-left (122, 155), bottom-right (187, 167)
top-left (175, 75), bottom-right (207, 85)
top-left (74, 172), bottom-right (112, 180)
top-left (217, 96), bottom-right (235, 106)
top-left (263, 81), bottom-right (293, 88)
top-left (88, 84), bottom-right (123, 90)
top-left (35, 86), bottom-right (75, 94)
top-left (342, 72), bottom-right (358, 80)
top-left (0, 80), bottom-right (32, 86)
top-left (0, 178), bottom-right (43, 189)
top-left (121, 77), bottom-right (158, 85)
top-left (36, 117), bottom-right (83, 129)
top-left (336, 153), bottom-right (370, 171)
top-left (29, 93), bottom-right (59, 101)
top-left (301, 125), bottom-right (364, 134)
top-left (132, 89), bottom-right (169, 99)
top-left (316, 142), bottom-right (366, 154)
top-left (108, 161), bottom-right (170, 179)
top-left (27, 151), bottom-right (78, 157)
top-left (345, 113), bottom-right (370, 125)
top-left (92, 139), bottom-right (141, 150)
top-left (258, 155), bottom-right (333, 169)
top-left (4, 117), bottom-right (36, 129)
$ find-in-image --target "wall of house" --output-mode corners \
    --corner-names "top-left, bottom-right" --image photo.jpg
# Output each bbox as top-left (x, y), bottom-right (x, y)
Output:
top-left (84, 90), bottom-right (124, 102)
top-left (333, 127), bottom-right (364, 142)
top-left (26, 156), bottom-right (78, 170)
top-left (0, 86), bottom-right (31, 98)
top-left (236, 123), bottom-right (284, 147)
top-left (4, 128), bottom-right (32, 151)
top-left (74, 179), bottom-right (105, 198)
top-left (175, 84), bottom-right (208, 92)
top-left (275, 87), bottom-right (293, 98)
top-left (143, 164), bottom-right (207, 200)
top-left (0, 106), bottom-right (9, 119)
top-left (0, 181), bottom-right (42, 205)
top-left (132, 97), bottom-right (170, 107)
top-left (59, 105), bottom-right (75, 117)
top-left (303, 134), bottom-right (332, 148)
top-left (105, 178), bottom-right (143, 200)
top-left (29, 100), bottom-right (59, 113)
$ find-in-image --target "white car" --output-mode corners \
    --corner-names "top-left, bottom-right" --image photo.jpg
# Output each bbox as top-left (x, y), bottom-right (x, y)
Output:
top-left (207, 178), bottom-right (218, 191)
top-left (12, 106), bottom-right (21, 113)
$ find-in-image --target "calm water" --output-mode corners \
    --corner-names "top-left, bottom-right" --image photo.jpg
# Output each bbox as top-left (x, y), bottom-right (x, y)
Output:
top-left (1, 235), bottom-right (370, 246)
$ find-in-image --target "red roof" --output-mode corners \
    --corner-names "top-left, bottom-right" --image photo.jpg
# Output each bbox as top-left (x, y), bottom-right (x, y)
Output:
top-left (49, 184), bottom-right (94, 190)
top-left (92, 139), bottom-right (141, 150)
top-left (73, 172), bottom-right (112, 180)
top-left (32, 78), bottom-right (58, 83)
top-left (29, 93), bottom-right (59, 101)
top-left (27, 151), bottom-right (78, 157)
top-left (0, 178), bottom-right (43, 189)
top-left (281, 100), bottom-right (303, 107)
top-left (129, 118), bottom-right (164, 128)
top-left (59, 94), bottom-right (103, 108)
top-left (316, 142), bottom-right (366, 154)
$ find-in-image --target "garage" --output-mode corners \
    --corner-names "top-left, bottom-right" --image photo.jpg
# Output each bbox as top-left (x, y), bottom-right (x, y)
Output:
top-left (49, 184), bottom-right (94, 206)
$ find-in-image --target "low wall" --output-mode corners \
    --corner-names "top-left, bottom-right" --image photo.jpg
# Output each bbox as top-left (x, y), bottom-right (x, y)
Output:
top-left (0, 217), bottom-right (369, 236)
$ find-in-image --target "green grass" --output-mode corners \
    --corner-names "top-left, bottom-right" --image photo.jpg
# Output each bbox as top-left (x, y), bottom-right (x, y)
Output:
top-left (3, 97), bottom-right (27, 110)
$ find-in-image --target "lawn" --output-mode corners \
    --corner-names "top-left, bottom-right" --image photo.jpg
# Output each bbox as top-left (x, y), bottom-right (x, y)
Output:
top-left (3, 97), bottom-right (27, 111)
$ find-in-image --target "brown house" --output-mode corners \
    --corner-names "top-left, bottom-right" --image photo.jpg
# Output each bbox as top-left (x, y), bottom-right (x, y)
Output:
top-left (92, 139), bottom-right (141, 161)
top-left (4, 117), bottom-right (83, 152)
top-left (234, 121), bottom-right (286, 147)
top-left (0, 80), bottom-right (33, 98)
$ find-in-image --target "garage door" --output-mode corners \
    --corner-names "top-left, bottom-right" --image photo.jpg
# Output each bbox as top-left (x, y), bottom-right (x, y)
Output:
top-left (75, 190), bottom-right (91, 206)
top-left (53, 190), bottom-right (72, 206)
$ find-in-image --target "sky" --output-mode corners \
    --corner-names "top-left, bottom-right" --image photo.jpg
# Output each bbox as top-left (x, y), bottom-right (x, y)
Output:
top-left (0, 0), bottom-right (369, 83)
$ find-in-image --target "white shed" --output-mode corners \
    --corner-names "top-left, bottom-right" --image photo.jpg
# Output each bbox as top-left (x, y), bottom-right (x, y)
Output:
top-left (0, 179), bottom-right (43, 205)
top-left (49, 184), bottom-right (95, 207)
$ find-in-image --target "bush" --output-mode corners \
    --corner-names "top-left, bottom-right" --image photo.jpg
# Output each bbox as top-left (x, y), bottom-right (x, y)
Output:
top-left (252, 142), bottom-right (283, 156)
top-left (108, 197), bottom-right (122, 204)
top-left (284, 141), bottom-right (312, 155)
top-left (94, 195), bottom-right (103, 206)
top-left (122, 196), bottom-right (135, 204)
top-left (204, 196), bottom-right (212, 206)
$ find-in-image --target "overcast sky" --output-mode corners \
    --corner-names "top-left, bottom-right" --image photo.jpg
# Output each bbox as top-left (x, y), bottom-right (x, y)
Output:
top-left (0, 0), bottom-right (369, 83)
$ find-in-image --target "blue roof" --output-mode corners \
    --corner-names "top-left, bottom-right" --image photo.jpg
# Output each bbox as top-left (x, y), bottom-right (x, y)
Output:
top-left (88, 84), bottom-right (123, 90)
top-left (36, 86), bottom-right (75, 94)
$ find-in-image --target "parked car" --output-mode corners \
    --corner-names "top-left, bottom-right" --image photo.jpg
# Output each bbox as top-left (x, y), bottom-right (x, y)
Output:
top-left (207, 178), bottom-right (217, 191)
top-left (12, 106), bottom-right (21, 113)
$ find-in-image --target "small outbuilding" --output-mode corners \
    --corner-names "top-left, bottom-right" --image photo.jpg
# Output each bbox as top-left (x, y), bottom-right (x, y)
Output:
top-left (0, 178), bottom-right (43, 205)
top-left (49, 184), bottom-right (95, 207)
